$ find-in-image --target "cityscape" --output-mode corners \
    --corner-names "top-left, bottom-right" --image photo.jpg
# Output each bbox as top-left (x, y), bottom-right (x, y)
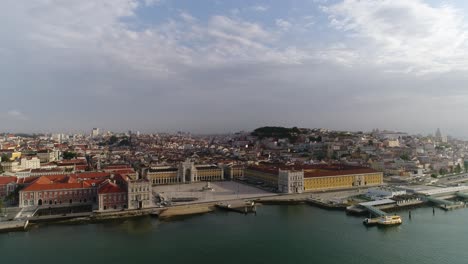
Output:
top-left (1, 126), bottom-right (468, 222)
top-left (3, 0), bottom-right (468, 263)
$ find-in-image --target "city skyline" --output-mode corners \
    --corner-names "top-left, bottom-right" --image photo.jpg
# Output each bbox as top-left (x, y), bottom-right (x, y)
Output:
top-left (2, 0), bottom-right (468, 136)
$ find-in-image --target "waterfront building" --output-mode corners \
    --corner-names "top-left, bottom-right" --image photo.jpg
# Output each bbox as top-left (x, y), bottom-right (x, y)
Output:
top-left (246, 164), bottom-right (383, 192)
top-left (244, 166), bottom-right (278, 186)
top-left (278, 169), bottom-right (304, 194)
top-left (366, 187), bottom-right (406, 200)
top-left (126, 179), bottom-right (151, 209)
top-left (98, 180), bottom-right (127, 211)
top-left (0, 176), bottom-right (17, 200)
top-left (19, 175), bottom-right (100, 208)
top-left (303, 167), bottom-right (382, 191)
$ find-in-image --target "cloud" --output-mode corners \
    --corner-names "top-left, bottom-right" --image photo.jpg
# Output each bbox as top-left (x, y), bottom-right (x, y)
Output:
top-left (2, 110), bottom-right (29, 121)
top-left (251, 5), bottom-right (269, 12)
top-left (324, 0), bottom-right (468, 74)
top-left (2, 0), bottom-right (468, 135)
top-left (276, 19), bottom-right (292, 31)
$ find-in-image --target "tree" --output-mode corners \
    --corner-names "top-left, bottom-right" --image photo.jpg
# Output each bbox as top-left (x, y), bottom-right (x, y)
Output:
top-left (109, 135), bottom-right (118, 145)
top-left (454, 164), bottom-right (462, 174)
top-left (439, 168), bottom-right (447, 175)
top-left (400, 154), bottom-right (410, 161)
top-left (0, 154), bottom-right (9, 162)
top-left (62, 151), bottom-right (77, 160)
top-left (0, 199), bottom-right (4, 216)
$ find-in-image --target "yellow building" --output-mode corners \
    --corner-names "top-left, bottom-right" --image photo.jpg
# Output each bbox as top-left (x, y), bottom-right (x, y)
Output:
top-left (147, 167), bottom-right (179, 185)
top-left (226, 165), bottom-right (245, 180)
top-left (147, 162), bottom-right (224, 185)
top-left (0, 151), bottom-right (21, 161)
top-left (246, 164), bottom-right (383, 192)
top-left (303, 170), bottom-right (383, 191)
top-left (244, 167), bottom-right (278, 186)
top-left (195, 165), bottom-right (223, 181)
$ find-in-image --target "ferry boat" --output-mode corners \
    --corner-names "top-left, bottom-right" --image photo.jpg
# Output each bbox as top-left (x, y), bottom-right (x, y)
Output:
top-left (378, 215), bottom-right (402, 226)
top-left (363, 215), bottom-right (402, 226)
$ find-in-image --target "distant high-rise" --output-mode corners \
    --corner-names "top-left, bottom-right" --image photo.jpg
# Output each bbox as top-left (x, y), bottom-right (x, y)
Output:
top-left (91, 128), bottom-right (100, 138)
top-left (435, 128), bottom-right (442, 140)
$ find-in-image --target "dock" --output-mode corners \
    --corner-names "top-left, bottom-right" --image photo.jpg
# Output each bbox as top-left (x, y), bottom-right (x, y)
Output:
top-left (215, 201), bottom-right (257, 214)
top-left (426, 196), bottom-right (465, 211)
top-left (0, 220), bottom-right (29, 233)
top-left (306, 198), bottom-right (347, 210)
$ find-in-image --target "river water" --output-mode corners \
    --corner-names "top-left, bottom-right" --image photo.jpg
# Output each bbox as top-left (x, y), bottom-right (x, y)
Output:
top-left (1, 205), bottom-right (467, 264)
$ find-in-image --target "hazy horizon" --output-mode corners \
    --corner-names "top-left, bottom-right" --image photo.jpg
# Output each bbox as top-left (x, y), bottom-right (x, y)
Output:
top-left (2, 0), bottom-right (468, 137)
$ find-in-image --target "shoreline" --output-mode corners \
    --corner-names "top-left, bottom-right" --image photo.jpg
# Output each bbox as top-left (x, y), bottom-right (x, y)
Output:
top-left (0, 187), bottom-right (452, 233)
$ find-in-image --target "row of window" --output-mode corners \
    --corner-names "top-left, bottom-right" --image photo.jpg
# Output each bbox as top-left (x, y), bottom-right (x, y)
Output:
top-left (130, 186), bottom-right (150, 192)
top-left (103, 194), bottom-right (127, 201)
top-left (23, 189), bottom-right (96, 199)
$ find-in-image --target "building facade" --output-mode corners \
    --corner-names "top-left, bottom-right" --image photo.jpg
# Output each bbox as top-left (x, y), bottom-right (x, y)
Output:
top-left (225, 165), bottom-right (245, 180)
top-left (127, 179), bottom-right (151, 209)
top-left (98, 180), bottom-right (127, 211)
top-left (303, 171), bottom-right (383, 191)
top-left (20, 157), bottom-right (41, 170)
top-left (278, 170), bottom-right (304, 194)
top-left (0, 176), bottom-right (17, 200)
top-left (147, 160), bottom-right (224, 185)
top-left (19, 176), bottom-right (98, 208)
top-left (246, 164), bottom-right (383, 192)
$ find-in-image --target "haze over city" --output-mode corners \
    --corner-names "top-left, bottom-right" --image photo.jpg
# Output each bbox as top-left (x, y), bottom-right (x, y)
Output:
top-left (3, 0), bottom-right (468, 136)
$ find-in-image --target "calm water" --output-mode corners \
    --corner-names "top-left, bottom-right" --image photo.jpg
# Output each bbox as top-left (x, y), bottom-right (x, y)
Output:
top-left (1, 205), bottom-right (467, 264)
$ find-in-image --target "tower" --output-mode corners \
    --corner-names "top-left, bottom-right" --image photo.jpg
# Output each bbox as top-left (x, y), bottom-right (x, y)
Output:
top-left (435, 128), bottom-right (442, 141)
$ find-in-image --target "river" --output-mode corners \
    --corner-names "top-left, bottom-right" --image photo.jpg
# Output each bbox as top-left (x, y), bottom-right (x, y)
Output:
top-left (1, 205), bottom-right (467, 264)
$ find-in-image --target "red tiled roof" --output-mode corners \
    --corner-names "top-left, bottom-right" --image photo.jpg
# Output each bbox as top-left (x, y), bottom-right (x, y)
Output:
top-left (73, 172), bottom-right (110, 179)
top-left (22, 182), bottom-right (92, 192)
top-left (20, 173), bottom-right (111, 192)
top-left (304, 168), bottom-right (378, 178)
top-left (110, 169), bottom-right (135, 175)
top-left (247, 164), bottom-right (379, 178)
top-left (0, 176), bottom-right (17, 185)
top-left (98, 181), bottom-right (125, 194)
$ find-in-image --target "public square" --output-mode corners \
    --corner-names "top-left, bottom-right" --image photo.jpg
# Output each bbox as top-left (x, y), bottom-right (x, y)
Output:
top-left (153, 181), bottom-right (274, 204)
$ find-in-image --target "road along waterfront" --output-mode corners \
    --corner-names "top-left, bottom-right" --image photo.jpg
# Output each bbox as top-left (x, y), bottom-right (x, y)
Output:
top-left (1, 205), bottom-right (468, 264)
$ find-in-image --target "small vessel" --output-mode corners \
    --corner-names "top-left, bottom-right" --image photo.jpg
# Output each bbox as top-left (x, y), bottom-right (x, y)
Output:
top-left (363, 215), bottom-right (402, 226)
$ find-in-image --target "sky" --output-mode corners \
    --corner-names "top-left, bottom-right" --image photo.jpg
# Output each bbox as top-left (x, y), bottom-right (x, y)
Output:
top-left (2, 0), bottom-right (468, 136)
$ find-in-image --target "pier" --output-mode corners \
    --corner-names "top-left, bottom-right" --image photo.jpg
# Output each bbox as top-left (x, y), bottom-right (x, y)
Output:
top-left (360, 204), bottom-right (387, 217)
top-left (426, 196), bottom-right (464, 211)
top-left (215, 201), bottom-right (257, 214)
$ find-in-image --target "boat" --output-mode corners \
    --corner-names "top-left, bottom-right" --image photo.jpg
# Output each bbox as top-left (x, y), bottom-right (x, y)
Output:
top-left (378, 215), bottom-right (402, 226)
top-left (363, 215), bottom-right (402, 226)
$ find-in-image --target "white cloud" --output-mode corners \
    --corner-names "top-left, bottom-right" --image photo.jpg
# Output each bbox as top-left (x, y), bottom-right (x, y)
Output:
top-left (4, 110), bottom-right (28, 121)
top-left (144, 0), bottom-right (161, 6)
top-left (251, 5), bottom-right (269, 12)
top-left (276, 19), bottom-right (292, 31)
top-left (324, 0), bottom-right (468, 74)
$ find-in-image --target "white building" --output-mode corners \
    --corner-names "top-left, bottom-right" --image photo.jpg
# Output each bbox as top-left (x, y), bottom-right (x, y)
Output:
top-left (278, 169), bottom-right (304, 194)
top-left (0, 161), bottom-right (20, 172)
top-left (20, 157), bottom-right (41, 170)
top-left (91, 128), bottom-right (100, 138)
top-left (37, 150), bottom-right (60, 163)
top-left (366, 187), bottom-right (406, 200)
top-left (127, 179), bottom-right (152, 209)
